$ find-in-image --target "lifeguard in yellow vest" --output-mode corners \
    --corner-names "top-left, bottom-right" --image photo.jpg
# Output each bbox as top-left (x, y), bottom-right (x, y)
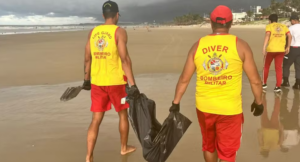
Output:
top-left (82, 1), bottom-right (138, 162)
top-left (169, 5), bottom-right (264, 162)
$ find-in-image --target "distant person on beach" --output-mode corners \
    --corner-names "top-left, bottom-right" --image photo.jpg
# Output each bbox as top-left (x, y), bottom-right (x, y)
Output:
top-left (282, 15), bottom-right (300, 89)
top-left (262, 14), bottom-right (292, 92)
top-left (169, 5), bottom-right (263, 162)
top-left (82, 1), bottom-right (138, 162)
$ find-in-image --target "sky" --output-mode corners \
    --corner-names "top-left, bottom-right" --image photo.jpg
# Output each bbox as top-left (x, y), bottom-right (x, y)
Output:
top-left (0, 0), bottom-right (276, 25)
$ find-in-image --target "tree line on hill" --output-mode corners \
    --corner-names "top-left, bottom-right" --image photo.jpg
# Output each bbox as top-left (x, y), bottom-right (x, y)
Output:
top-left (247, 0), bottom-right (300, 18)
top-left (172, 0), bottom-right (300, 25)
top-left (173, 13), bottom-right (204, 25)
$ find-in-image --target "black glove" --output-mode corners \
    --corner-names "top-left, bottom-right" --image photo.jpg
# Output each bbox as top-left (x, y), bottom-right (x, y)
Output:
top-left (82, 80), bottom-right (91, 91)
top-left (127, 85), bottom-right (140, 99)
top-left (169, 102), bottom-right (180, 112)
top-left (251, 101), bottom-right (264, 116)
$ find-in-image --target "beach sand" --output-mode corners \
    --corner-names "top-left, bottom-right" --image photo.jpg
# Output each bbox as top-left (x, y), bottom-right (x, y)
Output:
top-left (0, 27), bottom-right (270, 88)
top-left (0, 27), bottom-right (299, 162)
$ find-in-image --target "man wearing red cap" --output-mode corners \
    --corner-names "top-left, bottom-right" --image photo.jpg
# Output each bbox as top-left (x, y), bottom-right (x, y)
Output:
top-left (169, 5), bottom-right (264, 162)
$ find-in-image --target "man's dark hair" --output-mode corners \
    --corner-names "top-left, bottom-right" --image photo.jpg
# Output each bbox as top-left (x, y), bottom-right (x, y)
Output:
top-left (212, 21), bottom-right (232, 29)
top-left (103, 12), bottom-right (117, 19)
top-left (290, 14), bottom-right (299, 21)
top-left (269, 14), bottom-right (278, 23)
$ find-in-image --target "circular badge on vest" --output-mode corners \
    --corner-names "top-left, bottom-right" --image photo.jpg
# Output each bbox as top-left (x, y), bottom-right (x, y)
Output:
top-left (95, 36), bottom-right (109, 51)
top-left (275, 25), bottom-right (282, 34)
top-left (203, 53), bottom-right (229, 75)
top-left (208, 53), bottom-right (224, 75)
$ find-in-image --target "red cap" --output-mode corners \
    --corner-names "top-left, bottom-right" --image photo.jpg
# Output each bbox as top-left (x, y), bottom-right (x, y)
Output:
top-left (210, 5), bottom-right (233, 24)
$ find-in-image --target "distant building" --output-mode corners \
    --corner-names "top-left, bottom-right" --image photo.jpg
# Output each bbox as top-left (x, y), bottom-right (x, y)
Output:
top-left (288, 6), bottom-right (298, 12)
top-left (232, 12), bottom-right (247, 22)
top-left (256, 6), bottom-right (262, 14)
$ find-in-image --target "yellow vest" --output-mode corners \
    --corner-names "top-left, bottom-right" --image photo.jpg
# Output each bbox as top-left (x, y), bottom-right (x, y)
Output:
top-left (89, 25), bottom-right (127, 86)
top-left (194, 34), bottom-right (243, 115)
top-left (265, 23), bottom-right (290, 52)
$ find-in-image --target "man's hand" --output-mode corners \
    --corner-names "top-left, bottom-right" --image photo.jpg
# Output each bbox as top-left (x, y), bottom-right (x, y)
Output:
top-left (263, 49), bottom-right (267, 56)
top-left (82, 80), bottom-right (91, 91)
top-left (251, 101), bottom-right (264, 116)
top-left (126, 85), bottom-right (140, 99)
top-left (285, 47), bottom-right (290, 55)
top-left (169, 102), bottom-right (180, 112)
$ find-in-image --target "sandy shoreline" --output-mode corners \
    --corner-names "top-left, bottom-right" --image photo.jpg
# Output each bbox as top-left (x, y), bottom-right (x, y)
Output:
top-left (0, 27), bottom-right (280, 88)
top-left (1, 27), bottom-right (300, 162)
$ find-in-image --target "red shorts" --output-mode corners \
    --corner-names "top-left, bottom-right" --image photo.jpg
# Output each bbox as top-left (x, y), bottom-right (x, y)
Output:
top-left (196, 109), bottom-right (244, 162)
top-left (91, 84), bottom-right (129, 112)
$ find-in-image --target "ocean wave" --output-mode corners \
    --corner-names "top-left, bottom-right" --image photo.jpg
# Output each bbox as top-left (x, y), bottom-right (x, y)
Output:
top-left (0, 25), bottom-right (95, 35)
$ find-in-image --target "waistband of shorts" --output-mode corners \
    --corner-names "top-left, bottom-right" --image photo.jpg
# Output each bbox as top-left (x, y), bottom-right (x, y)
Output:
top-left (291, 46), bottom-right (300, 48)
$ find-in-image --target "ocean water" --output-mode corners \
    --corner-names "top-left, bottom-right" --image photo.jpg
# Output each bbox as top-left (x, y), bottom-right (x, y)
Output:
top-left (0, 25), bottom-right (140, 35)
top-left (0, 25), bottom-right (139, 35)
top-left (0, 25), bottom-right (95, 35)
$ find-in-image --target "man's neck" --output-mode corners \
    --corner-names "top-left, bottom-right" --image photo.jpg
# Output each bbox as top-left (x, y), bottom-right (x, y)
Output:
top-left (212, 29), bottom-right (229, 35)
top-left (104, 19), bottom-right (116, 25)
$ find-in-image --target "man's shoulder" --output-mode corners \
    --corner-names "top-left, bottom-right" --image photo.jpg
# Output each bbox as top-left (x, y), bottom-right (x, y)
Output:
top-left (278, 23), bottom-right (288, 28)
top-left (266, 23), bottom-right (272, 28)
top-left (289, 25), bottom-right (295, 30)
top-left (290, 24), bottom-right (300, 30)
top-left (236, 37), bottom-right (248, 46)
top-left (116, 27), bottom-right (126, 35)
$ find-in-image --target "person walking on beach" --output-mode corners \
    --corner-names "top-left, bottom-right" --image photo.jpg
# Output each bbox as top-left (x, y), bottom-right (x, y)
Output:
top-left (82, 1), bottom-right (139, 161)
top-left (169, 5), bottom-right (264, 162)
top-left (262, 14), bottom-right (292, 92)
top-left (282, 15), bottom-right (300, 89)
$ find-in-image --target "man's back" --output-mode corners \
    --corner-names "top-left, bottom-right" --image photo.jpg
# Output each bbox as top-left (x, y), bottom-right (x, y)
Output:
top-left (266, 23), bottom-right (290, 52)
top-left (289, 24), bottom-right (300, 47)
top-left (89, 25), bottom-right (127, 86)
top-left (194, 34), bottom-right (243, 115)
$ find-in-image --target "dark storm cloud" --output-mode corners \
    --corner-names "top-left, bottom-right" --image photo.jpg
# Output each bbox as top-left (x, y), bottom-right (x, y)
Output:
top-left (118, 0), bottom-right (274, 22)
top-left (0, 0), bottom-right (277, 22)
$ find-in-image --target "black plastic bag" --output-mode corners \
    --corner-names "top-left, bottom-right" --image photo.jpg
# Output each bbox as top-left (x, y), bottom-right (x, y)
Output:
top-left (127, 93), bottom-right (192, 162)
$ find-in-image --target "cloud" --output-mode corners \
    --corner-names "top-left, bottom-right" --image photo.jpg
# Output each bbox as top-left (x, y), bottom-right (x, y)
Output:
top-left (0, 14), bottom-right (98, 25)
top-left (47, 12), bottom-right (55, 16)
top-left (0, 0), bottom-right (277, 25)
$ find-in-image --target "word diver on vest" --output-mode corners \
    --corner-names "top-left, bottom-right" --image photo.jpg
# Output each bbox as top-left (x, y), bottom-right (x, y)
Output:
top-left (90, 25), bottom-right (127, 86)
top-left (194, 34), bottom-right (243, 115)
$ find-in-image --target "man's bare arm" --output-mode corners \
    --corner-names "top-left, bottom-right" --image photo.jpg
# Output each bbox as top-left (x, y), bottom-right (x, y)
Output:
top-left (286, 32), bottom-right (292, 54)
top-left (238, 38), bottom-right (263, 104)
top-left (84, 30), bottom-right (93, 80)
top-left (173, 42), bottom-right (198, 104)
top-left (116, 28), bottom-right (136, 86)
top-left (263, 32), bottom-right (270, 55)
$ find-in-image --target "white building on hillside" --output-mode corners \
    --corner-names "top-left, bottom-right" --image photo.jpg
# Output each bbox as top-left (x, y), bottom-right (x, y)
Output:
top-left (288, 6), bottom-right (298, 12)
top-left (256, 6), bottom-right (262, 14)
top-left (232, 12), bottom-right (247, 22)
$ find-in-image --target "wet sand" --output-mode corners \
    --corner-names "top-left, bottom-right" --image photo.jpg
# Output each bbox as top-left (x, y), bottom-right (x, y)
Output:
top-left (0, 27), bottom-right (278, 88)
top-left (0, 28), bottom-right (299, 162)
